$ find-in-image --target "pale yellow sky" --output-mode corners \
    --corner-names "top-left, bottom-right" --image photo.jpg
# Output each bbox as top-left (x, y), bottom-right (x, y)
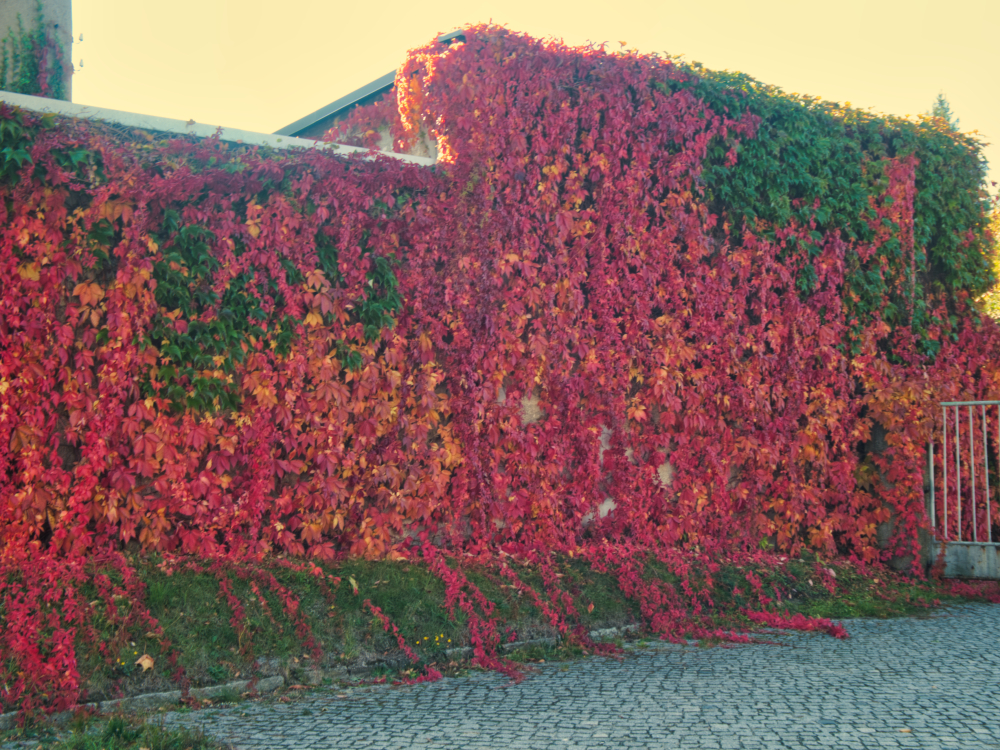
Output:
top-left (72, 0), bottom-right (998, 190)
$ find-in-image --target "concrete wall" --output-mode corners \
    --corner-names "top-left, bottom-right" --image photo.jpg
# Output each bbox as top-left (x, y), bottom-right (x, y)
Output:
top-left (495, 384), bottom-right (676, 525)
top-left (0, 0), bottom-right (72, 100)
top-left (934, 541), bottom-right (1000, 579)
top-left (0, 90), bottom-right (435, 166)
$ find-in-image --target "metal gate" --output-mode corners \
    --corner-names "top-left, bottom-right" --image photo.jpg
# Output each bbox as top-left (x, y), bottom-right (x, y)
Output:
top-left (928, 400), bottom-right (1000, 578)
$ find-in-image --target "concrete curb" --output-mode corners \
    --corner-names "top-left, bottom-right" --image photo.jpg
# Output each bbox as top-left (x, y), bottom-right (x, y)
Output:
top-left (0, 624), bottom-right (642, 730)
top-left (0, 676), bottom-right (285, 731)
top-left (445, 624), bottom-right (640, 661)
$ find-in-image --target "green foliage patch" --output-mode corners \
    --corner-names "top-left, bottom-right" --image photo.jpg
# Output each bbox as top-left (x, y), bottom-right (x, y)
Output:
top-left (656, 63), bottom-right (992, 354)
top-left (0, 1), bottom-right (68, 100)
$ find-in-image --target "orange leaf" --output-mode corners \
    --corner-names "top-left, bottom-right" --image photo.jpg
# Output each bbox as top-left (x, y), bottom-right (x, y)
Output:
top-left (18, 263), bottom-right (40, 281)
top-left (74, 281), bottom-right (104, 307)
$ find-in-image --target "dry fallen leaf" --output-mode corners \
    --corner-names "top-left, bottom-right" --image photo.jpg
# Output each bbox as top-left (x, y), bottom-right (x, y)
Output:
top-left (900, 729), bottom-right (912, 733)
top-left (587, 602), bottom-right (595, 613)
top-left (135, 654), bottom-right (154, 672)
top-left (349, 576), bottom-right (359, 595)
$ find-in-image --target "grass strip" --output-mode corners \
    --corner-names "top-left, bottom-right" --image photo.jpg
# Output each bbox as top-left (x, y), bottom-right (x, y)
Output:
top-left (2, 549), bottom-right (997, 732)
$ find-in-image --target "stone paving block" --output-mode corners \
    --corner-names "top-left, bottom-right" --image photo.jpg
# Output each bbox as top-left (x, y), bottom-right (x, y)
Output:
top-left (56, 603), bottom-right (1000, 750)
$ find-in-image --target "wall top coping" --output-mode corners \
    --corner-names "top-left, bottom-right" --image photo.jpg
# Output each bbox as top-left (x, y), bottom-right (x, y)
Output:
top-left (0, 90), bottom-right (437, 167)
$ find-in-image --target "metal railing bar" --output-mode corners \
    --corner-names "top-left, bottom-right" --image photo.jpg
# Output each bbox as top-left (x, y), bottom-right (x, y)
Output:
top-left (943, 406), bottom-right (948, 539)
top-left (956, 405), bottom-right (961, 541)
top-left (969, 405), bottom-right (977, 543)
top-left (931, 400), bottom-right (998, 547)
top-left (983, 404), bottom-right (991, 544)
top-left (929, 438), bottom-right (935, 530)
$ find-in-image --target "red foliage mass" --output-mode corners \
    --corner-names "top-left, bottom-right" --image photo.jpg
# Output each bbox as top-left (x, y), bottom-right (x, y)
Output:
top-left (1, 26), bottom-right (998, 716)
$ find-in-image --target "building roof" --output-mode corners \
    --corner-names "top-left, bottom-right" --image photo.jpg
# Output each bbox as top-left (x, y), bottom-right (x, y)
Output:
top-left (273, 71), bottom-right (396, 138)
top-left (274, 31), bottom-right (466, 139)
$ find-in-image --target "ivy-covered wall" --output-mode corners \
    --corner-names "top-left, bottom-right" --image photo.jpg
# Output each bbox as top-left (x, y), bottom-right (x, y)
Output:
top-left (2, 24), bottom-right (999, 715)
top-left (4, 23), bottom-right (997, 564)
top-left (0, 0), bottom-right (71, 101)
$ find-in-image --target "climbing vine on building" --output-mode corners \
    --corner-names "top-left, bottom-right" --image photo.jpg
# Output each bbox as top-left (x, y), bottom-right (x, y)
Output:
top-left (0, 2), bottom-right (69, 100)
top-left (1, 26), bottom-right (998, 716)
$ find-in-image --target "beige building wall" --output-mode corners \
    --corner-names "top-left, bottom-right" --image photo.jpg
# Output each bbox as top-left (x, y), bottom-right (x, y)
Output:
top-left (0, 0), bottom-right (72, 100)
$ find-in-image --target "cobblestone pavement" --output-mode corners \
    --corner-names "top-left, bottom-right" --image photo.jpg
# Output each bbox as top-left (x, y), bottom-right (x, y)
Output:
top-left (162, 604), bottom-right (1000, 750)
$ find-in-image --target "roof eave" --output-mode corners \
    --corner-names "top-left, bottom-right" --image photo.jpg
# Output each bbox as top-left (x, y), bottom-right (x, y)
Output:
top-left (273, 70), bottom-right (397, 137)
top-left (274, 30), bottom-right (467, 138)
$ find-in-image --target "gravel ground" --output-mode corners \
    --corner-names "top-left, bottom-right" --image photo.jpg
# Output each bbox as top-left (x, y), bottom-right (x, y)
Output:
top-left (155, 603), bottom-right (1000, 750)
